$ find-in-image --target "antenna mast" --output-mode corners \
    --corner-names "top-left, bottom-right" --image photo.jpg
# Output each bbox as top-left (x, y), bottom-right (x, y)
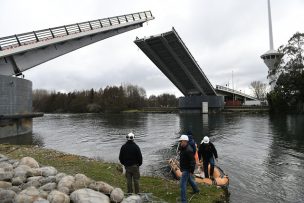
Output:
top-left (268, 0), bottom-right (274, 50)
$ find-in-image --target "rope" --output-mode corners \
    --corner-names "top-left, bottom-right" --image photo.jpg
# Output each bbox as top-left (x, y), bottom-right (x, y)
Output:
top-left (188, 193), bottom-right (196, 202)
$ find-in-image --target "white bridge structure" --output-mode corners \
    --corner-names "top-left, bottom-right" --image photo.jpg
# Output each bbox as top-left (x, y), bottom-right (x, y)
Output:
top-left (0, 11), bottom-right (154, 138)
top-left (0, 11), bottom-right (154, 76)
top-left (135, 28), bottom-right (258, 112)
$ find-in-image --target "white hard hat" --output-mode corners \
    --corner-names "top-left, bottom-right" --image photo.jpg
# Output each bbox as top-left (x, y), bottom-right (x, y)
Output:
top-left (179, 135), bottom-right (189, 141)
top-left (126, 133), bottom-right (135, 140)
top-left (201, 136), bottom-right (209, 144)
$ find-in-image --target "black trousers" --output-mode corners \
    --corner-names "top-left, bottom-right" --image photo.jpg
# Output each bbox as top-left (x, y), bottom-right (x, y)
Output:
top-left (125, 165), bottom-right (140, 193)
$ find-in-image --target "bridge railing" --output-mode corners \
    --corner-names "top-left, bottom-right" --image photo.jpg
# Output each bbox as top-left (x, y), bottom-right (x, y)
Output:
top-left (216, 85), bottom-right (257, 100)
top-left (0, 11), bottom-right (153, 51)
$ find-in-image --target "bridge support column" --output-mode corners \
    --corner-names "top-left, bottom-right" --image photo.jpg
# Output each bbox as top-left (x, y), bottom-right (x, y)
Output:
top-left (0, 75), bottom-right (42, 138)
top-left (179, 95), bottom-right (224, 113)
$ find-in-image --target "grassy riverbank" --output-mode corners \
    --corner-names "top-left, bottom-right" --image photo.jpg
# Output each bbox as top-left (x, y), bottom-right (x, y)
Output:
top-left (0, 144), bottom-right (227, 203)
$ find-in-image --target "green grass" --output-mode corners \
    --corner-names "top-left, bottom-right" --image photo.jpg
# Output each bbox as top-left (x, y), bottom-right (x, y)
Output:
top-left (0, 144), bottom-right (228, 203)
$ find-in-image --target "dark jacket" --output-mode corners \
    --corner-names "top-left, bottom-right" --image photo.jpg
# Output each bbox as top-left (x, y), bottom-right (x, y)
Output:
top-left (198, 142), bottom-right (218, 162)
top-left (119, 140), bottom-right (142, 167)
top-left (179, 144), bottom-right (196, 173)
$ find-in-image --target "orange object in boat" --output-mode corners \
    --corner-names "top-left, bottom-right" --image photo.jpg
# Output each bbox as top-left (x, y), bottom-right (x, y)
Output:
top-left (194, 151), bottom-right (199, 165)
top-left (168, 158), bottom-right (229, 188)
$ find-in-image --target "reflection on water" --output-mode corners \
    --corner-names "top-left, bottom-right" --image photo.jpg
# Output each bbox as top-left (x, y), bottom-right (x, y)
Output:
top-left (0, 113), bottom-right (303, 203)
top-left (0, 132), bottom-right (44, 146)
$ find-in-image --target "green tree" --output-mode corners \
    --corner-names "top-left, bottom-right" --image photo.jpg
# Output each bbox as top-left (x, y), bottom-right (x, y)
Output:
top-left (267, 32), bottom-right (304, 112)
top-left (102, 85), bottom-right (127, 112)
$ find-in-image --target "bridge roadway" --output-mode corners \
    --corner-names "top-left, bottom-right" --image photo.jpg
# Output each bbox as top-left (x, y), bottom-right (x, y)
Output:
top-left (215, 85), bottom-right (258, 101)
top-left (0, 11), bottom-right (154, 76)
top-left (135, 28), bottom-right (258, 111)
top-left (135, 28), bottom-right (217, 97)
top-left (0, 11), bottom-right (154, 138)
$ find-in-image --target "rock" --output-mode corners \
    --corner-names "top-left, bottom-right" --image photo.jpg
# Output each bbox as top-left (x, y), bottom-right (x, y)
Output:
top-left (34, 167), bottom-right (57, 177)
top-left (8, 159), bottom-right (19, 166)
top-left (32, 168), bottom-right (43, 176)
top-left (89, 181), bottom-right (114, 194)
top-left (39, 190), bottom-right (49, 199)
top-left (14, 165), bottom-right (34, 179)
top-left (39, 176), bottom-right (56, 185)
top-left (28, 176), bottom-right (43, 182)
top-left (0, 168), bottom-right (14, 181)
top-left (12, 176), bottom-right (25, 186)
top-left (0, 155), bottom-right (9, 163)
top-left (0, 188), bottom-right (16, 203)
top-left (10, 186), bottom-right (22, 194)
top-left (57, 187), bottom-right (69, 195)
top-left (110, 188), bottom-right (124, 202)
top-left (21, 180), bottom-right (42, 190)
top-left (73, 173), bottom-right (93, 190)
top-left (47, 190), bottom-right (70, 203)
top-left (0, 181), bottom-right (12, 189)
top-left (0, 162), bottom-right (13, 171)
top-left (55, 173), bottom-right (66, 183)
top-left (13, 161), bottom-right (19, 168)
top-left (33, 200), bottom-right (49, 203)
top-left (19, 157), bottom-right (39, 168)
top-left (121, 195), bottom-right (142, 203)
top-left (57, 175), bottom-right (75, 194)
top-left (14, 186), bottom-right (45, 203)
top-left (40, 183), bottom-right (57, 192)
top-left (70, 188), bottom-right (110, 203)
top-left (41, 167), bottom-right (57, 177)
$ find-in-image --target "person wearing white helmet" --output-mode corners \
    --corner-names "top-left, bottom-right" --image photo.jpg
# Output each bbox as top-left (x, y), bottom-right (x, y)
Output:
top-left (198, 136), bottom-right (218, 180)
top-left (119, 132), bottom-right (142, 194)
top-left (178, 135), bottom-right (200, 202)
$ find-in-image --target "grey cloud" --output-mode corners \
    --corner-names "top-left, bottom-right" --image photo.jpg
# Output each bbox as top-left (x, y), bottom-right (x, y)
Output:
top-left (1, 0), bottom-right (304, 96)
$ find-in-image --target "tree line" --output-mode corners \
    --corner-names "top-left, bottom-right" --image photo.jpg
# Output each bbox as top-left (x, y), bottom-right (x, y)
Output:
top-left (32, 84), bottom-right (178, 113)
top-left (267, 32), bottom-right (304, 113)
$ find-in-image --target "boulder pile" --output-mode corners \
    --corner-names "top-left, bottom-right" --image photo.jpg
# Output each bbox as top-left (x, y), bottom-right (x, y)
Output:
top-left (0, 154), bottom-right (141, 203)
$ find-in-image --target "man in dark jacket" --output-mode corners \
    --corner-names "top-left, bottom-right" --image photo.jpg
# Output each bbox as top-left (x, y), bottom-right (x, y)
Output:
top-left (198, 136), bottom-right (218, 179)
top-left (119, 132), bottom-right (142, 194)
top-left (178, 135), bottom-right (199, 203)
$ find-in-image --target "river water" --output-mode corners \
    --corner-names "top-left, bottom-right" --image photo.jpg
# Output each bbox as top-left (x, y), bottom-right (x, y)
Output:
top-left (1, 113), bottom-right (304, 203)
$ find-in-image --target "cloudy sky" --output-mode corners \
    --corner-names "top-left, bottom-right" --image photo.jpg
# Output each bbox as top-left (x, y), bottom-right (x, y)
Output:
top-left (1, 0), bottom-right (304, 97)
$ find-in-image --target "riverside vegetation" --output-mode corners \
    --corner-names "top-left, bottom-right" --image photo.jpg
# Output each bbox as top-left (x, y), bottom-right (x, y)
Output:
top-left (267, 32), bottom-right (304, 113)
top-left (0, 144), bottom-right (227, 203)
top-left (33, 84), bottom-right (178, 113)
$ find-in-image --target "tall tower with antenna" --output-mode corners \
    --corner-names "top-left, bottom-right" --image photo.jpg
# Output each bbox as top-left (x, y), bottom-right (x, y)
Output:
top-left (260, 0), bottom-right (283, 90)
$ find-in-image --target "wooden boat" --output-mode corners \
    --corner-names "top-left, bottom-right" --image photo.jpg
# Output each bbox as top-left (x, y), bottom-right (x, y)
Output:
top-left (168, 158), bottom-right (229, 188)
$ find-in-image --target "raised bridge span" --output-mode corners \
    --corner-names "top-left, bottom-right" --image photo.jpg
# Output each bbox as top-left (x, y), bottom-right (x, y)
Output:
top-left (135, 28), bottom-right (216, 97)
top-left (0, 11), bottom-right (154, 76)
top-left (0, 11), bottom-right (154, 138)
top-left (135, 28), bottom-right (258, 112)
top-left (135, 28), bottom-right (224, 112)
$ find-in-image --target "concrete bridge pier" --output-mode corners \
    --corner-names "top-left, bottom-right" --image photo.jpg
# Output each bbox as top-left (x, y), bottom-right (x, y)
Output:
top-left (0, 75), bottom-right (42, 138)
top-left (179, 95), bottom-right (224, 113)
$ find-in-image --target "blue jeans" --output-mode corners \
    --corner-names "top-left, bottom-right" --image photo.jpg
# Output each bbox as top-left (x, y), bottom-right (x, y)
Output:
top-left (180, 170), bottom-right (199, 203)
top-left (203, 157), bottom-right (215, 178)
